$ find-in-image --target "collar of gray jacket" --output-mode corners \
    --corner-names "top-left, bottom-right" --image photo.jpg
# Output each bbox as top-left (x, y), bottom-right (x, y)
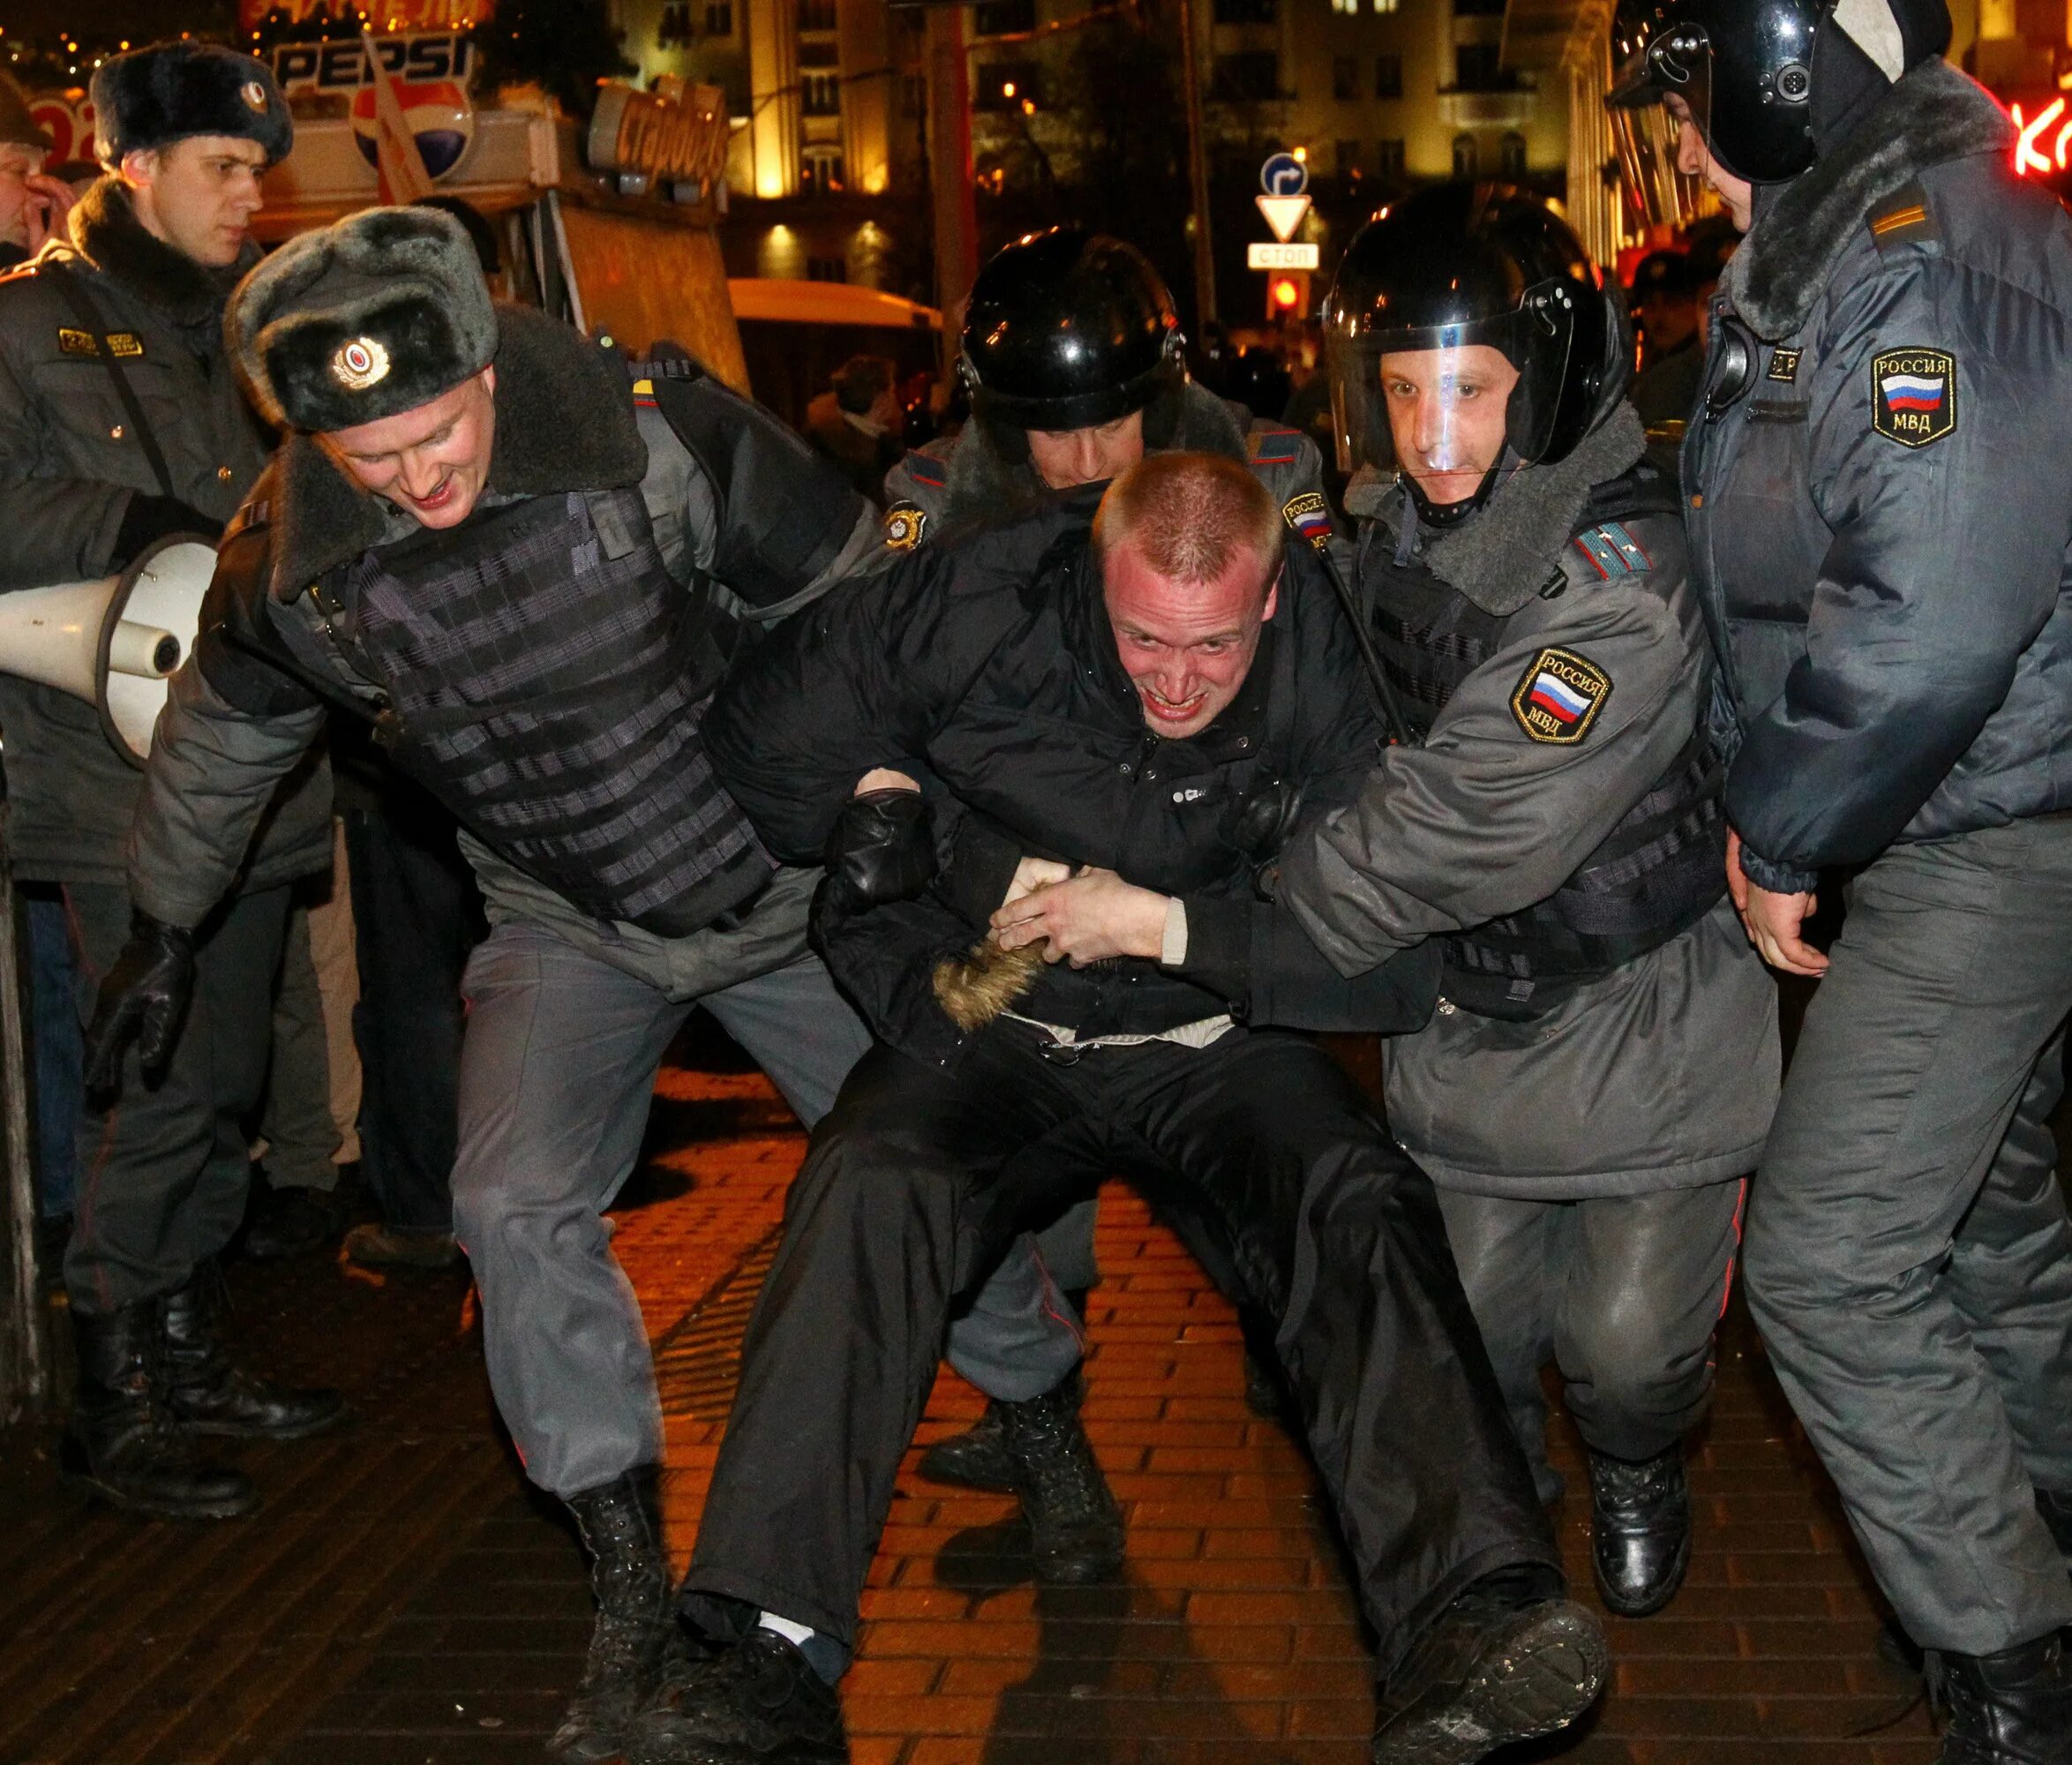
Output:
top-left (1727, 56), bottom-right (2011, 342)
top-left (261, 304), bottom-right (649, 600)
top-left (1352, 402), bottom-right (1646, 619)
top-left (936, 378), bottom-right (1250, 537)
top-left (66, 175), bottom-right (250, 336)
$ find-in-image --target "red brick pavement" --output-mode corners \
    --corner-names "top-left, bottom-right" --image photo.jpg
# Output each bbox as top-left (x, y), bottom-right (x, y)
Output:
top-left (625, 1064), bottom-right (1943, 1765)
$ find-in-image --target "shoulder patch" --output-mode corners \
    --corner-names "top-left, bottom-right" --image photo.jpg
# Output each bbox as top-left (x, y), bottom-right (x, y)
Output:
top-left (901, 448), bottom-right (946, 491)
top-left (1281, 490), bottom-right (1333, 552)
top-left (1246, 427), bottom-right (1301, 467)
top-left (1871, 346), bottom-right (1956, 447)
top-left (1570, 521), bottom-right (1653, 581)
top-left (882, 500), bottom-right (927, 551)
top-left (1767, 347), bottom-right (1801, 384)
top-left (1513, 648), bottom-right (1612, 745)
top-left (56, 326), bottom-right (97, 357)
top-left (105, 331), bottom-right (145, 359)
top-left (1867, 179), bottom-right (1936, 252)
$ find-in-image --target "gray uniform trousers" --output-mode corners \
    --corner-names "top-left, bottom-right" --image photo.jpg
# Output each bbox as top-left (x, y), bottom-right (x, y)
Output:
top-left (1741, 815), bottom-right (2072, 1656)
top-left (451, 860), bottom-right (1079, 1496)
top-left (64, 882), bottom-right (292, 1312)
top-left (1436, 1181), bottom-right (1745, 1505)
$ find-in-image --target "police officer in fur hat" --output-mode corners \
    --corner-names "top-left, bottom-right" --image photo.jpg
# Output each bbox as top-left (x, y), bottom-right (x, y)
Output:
top-left (81, 203), bottom-right (1105, 1763)
top-left (0, 41), bottom-right (339, 1526)
top-left (1617, 0), bottom-right (2072, 1751)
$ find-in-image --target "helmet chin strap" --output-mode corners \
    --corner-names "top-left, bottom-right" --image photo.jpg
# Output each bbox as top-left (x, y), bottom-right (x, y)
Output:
top-left (1403, 451), bottom-right (1511, 530)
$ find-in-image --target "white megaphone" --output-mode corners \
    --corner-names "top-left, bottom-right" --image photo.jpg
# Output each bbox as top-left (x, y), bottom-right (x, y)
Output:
top-left (0, 535), bottom-right (218, 767)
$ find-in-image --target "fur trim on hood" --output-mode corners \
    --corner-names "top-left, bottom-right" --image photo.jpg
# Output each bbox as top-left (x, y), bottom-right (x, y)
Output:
top-left (935, 379), bottom-right (1250, 536)
top-left (1727, 56), bottom-right (2010, 341)
top-left (259, 306), bottom-right (647, 600)
top-left (1350, 402), bottom-right (1648, 617)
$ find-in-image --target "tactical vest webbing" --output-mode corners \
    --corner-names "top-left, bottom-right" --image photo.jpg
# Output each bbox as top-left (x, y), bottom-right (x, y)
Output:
top-left (349, 484), bottom-right (772, 936)
top-left (1367, 532), bottom-right (1726, 1020)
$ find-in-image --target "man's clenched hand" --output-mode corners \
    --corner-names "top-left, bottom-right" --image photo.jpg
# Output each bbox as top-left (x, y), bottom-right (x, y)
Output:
top-left (83, 911), bottom-right (197, 1091)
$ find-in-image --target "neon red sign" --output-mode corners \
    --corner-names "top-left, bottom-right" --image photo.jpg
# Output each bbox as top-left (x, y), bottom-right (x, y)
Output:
top-left (2009, 96), bottom-right (2072, 176)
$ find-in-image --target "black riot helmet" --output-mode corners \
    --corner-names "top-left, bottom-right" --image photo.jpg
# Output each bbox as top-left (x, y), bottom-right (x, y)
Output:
top-left (1607, 0), bottom-right (1823, 184)
top-left (958, 227), bottom-right (1186, 432)
top-left (1324, 184), bottom-right (1629, 520)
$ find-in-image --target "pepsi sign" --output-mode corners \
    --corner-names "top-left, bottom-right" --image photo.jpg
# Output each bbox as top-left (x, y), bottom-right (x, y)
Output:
top-left (273, 35), bottom-right (477, 182)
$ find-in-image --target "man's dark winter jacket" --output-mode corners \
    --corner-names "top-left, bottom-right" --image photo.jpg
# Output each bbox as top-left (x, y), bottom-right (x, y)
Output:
top-left (0, 177), bottom-right (329, 889)
top-left (704, 492), bottom-right (1439, 1064)
top-left (1685, 57), bottom-right (2072, 893)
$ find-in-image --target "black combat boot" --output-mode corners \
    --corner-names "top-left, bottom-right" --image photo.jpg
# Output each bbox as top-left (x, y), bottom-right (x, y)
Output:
top-left (916, 1398), bottom-right (1015, 1491)
top-left (1588, 1446), bottom-right (1692, 1618)
top-left (161, 1266), bottom-right (346, 1438)
top-left (60, 1301), bottom-right (257, 1520)
top-left (552, 1468), bottom-right (678, 1764)
top-left (995, 1373), bottom-right (1124, 1583)
top-left (1933, 1630), bottom-right (2072, 1764)
top-left (1371, 1567), bottom-right (1609, 1765)
top-left (630, 1628), bottom-right (846, 1764)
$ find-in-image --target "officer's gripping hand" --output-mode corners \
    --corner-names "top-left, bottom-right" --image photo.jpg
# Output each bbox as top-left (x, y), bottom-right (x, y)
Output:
top-left (824, 778), bottom-right (936, 913)
top-left (84, 911), bottom-right (198, 1092)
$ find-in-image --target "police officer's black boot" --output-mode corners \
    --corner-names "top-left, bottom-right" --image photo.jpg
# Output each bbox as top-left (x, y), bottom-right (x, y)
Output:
top-left (1587, 1446), bottom-right (1692, 1618)
top-left (554, 1467), bottom-right (677, 1764)
top-left (995, 1372), bottom-right (1124, 1584)
top-left (917, 1362), bottom-right (1092, 1493)
top-left (1932, 1629), bottom-right (2072, 1764)
top-left (1371, 1565), bottom-right (1608, 1765)
top-left (60, 1300), bottom-right (257, 1520)
top-left (161, 1264), bottom-right (346, 1438)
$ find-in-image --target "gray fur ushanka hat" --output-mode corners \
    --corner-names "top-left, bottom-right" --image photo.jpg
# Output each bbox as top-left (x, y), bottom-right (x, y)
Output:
top-left (91, 42), bottom-right (292, 169)
top-left (228, 205), bottom-right (499, 432)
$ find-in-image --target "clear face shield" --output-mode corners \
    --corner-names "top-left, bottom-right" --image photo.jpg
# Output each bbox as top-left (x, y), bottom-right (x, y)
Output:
top-left (1326, 306), bottom-right (1563, 513)
top-left (1608, 22), bottom-right (1716, 229)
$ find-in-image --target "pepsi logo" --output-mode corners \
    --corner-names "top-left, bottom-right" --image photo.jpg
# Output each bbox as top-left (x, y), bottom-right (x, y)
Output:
top-left (349, 78), bottom-right (475, 180)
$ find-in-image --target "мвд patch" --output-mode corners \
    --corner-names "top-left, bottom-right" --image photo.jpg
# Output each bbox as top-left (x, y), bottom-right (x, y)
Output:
top-left (1511, 647), bottom-right (1612, 745)
top-left (1872, 347), bottom-right (1956, 447)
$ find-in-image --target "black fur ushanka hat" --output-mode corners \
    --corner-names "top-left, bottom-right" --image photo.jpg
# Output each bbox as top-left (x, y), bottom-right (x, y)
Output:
top-left (90, 42), bottom-right (292, 169)
top-left (228, 205), bottom-right (499, 433)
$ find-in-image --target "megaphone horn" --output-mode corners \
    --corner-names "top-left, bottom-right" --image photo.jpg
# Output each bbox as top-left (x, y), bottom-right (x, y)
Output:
top-left (0, 533), bottom-right (219, 767)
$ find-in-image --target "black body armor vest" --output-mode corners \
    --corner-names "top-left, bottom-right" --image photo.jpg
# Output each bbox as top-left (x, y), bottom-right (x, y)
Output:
top-left (1365, 492), bottom-right (1726, 1019)
top-left (348, 484), bottom-right (772, 936)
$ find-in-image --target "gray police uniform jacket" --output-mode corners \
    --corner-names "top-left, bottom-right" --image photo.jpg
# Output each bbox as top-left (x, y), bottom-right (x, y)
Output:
top-left (0, 177), bottom-right (330, 890)
top-left (878, 379), bottom-right (1331, 552)
top-left (1276, 411), bottom-right (1779, 1198)
top-left (124, 312), bottom-right (884, 984)
top-left (1684, 58), bottom-right (2072, 896)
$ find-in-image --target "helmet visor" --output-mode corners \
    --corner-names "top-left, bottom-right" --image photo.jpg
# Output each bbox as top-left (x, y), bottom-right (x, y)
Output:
top-left (1327, 297), bottom-right (1571, 504)
top-left (1610, 99), bottom-right (1713, 230)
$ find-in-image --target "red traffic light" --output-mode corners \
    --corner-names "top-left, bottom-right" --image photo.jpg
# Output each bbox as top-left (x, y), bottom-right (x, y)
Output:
top-left (1270, 276), bottom-right (1303, 311)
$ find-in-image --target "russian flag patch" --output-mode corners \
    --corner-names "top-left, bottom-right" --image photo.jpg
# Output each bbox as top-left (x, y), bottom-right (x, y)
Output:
top-left (1281, 491), bottom-right (1333, 552)
top-left (1511, 647), bottom-right (1612, 746)
top-left (1872, 347), bottom-right (1956, 448)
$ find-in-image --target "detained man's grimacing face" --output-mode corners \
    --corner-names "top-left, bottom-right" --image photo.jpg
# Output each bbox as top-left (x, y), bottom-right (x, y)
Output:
top-left (1102, 534), bottom-right (1278, 740)
top-left (1027, 409), bottom-right (1145, 490)
top-left (1378, 342), bottom-right (1520, 507)
top-left (326, 367), bottom-right (498, 529)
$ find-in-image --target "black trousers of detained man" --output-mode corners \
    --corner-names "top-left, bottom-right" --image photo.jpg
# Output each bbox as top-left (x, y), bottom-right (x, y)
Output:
top-left (679, 1018), bottom-right (1558, 1677)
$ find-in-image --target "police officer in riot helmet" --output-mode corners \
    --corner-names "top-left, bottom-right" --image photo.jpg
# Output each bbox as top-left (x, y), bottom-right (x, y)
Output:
top-left (881, 226), bottom-right (1324, 551)
top-left (1615, 0), bottom-right (2072, 1753)
top-left (1272, 182), bottom-right (1779, 1627)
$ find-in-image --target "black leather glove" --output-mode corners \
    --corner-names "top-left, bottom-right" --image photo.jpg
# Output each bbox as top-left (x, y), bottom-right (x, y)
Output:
top-left (83, 910), bottom-right (197, 1092)
top-left (114, 492), bottom-right (222, 567)
top-left (822, 788), bottom-right (937, 913)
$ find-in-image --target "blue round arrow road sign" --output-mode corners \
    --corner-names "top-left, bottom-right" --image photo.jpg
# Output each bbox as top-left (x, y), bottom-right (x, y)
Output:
top-left (1260, 151), bottom-right (1309, 197)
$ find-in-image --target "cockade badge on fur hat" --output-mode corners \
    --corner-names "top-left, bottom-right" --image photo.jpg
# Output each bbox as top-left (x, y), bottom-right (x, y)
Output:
top-left (228, 206), bottom-right (499, 433)
top-left (90, 42), bottom-right (292, 169)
